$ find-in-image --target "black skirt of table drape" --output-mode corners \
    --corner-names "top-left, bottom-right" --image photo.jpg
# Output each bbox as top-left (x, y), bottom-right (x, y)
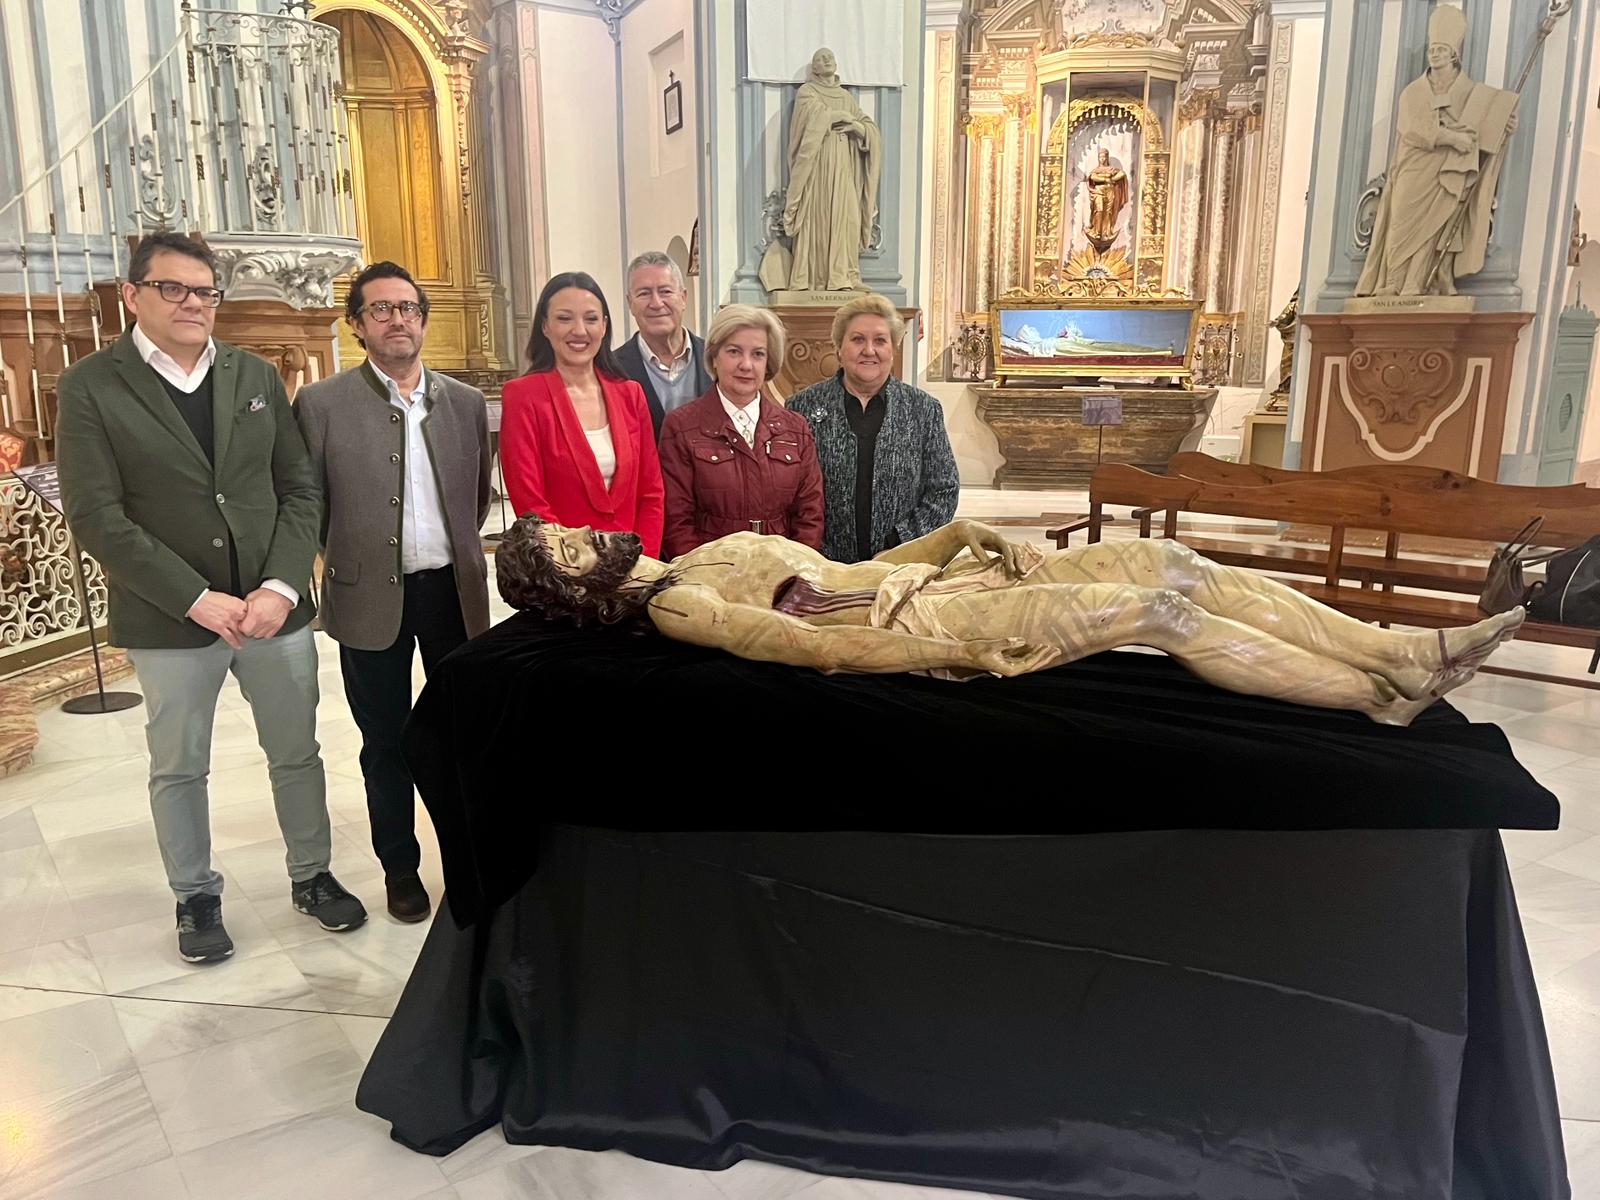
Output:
top-left (400, 614), bottom-right (1559, 929)
top-left (355, 827), bottom-right (1570, 1199)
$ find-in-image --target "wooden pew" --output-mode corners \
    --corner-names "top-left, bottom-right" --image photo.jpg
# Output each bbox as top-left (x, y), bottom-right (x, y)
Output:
top-left (1076, 462), bottom-right (1600, 684)
top-left (1147, 454), bottom-right (1600, 597)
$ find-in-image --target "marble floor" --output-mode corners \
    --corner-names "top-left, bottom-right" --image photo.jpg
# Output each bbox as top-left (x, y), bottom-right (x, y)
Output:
top-left (2, 488), bottom-right (1599, 1198)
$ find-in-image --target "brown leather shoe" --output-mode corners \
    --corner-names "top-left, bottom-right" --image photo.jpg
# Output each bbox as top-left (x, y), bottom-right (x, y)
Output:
top-left (385, 873), bottom-right (431, 923)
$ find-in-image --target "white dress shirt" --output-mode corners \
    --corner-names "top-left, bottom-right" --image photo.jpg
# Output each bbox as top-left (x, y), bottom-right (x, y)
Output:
top-left (133, 323), bottom-right (217, 393)
top-left (132, 325), bottom-right (299, 613)
top-left (371, 362), bottom-right (455, 573)
top-left (718, 389), bottom-right (762, 446)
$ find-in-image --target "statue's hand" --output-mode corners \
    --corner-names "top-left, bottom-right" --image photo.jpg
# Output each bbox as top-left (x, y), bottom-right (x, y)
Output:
top-left (957, 520), bottom-right (1025, 579)
top-left (969, 638), bottom-right (1056, 677)
top-left (1506, 110), bottom-right (1520, 136)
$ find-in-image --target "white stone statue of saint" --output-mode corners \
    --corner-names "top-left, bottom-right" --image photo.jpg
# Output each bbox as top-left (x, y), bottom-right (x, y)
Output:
top-left (1355, 5), bottom-right (1519, 298)
top-left (773, 48), bottom-right (882, 296)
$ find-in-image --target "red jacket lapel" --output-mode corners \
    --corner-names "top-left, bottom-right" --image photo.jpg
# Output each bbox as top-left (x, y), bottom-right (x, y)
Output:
top-left (546, 371), bottom-right (616, 516)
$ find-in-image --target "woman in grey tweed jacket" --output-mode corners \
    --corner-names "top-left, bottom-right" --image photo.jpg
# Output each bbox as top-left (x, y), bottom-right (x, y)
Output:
top-left (786, 295), bottom-right (959, 562)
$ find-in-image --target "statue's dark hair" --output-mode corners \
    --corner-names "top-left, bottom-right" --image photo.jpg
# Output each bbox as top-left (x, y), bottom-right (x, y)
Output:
top-left (495, 514), bottom-right (674, 630)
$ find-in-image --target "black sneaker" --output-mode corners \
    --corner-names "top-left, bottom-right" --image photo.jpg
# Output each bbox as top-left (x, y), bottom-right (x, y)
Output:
top-left (176, 893), bottom-right (234, 963)
top-left (384, 873), bottom-right (431, 924)
top-left (291, 871), bottom-right (368, 932)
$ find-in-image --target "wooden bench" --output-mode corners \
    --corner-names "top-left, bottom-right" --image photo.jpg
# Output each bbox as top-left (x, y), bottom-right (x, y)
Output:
top-left (1067, 461), bottom-right (1600, 686)
top-left (1139, 454), bottom-right (1600, 598)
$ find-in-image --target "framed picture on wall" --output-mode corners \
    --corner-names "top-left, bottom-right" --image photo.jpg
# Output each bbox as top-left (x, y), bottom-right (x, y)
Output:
top-left (663, 76), bottom-right (684, 135)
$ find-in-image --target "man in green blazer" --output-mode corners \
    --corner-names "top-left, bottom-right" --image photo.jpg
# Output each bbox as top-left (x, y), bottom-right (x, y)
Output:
top-left (55, 232), bottom-right (367, 964)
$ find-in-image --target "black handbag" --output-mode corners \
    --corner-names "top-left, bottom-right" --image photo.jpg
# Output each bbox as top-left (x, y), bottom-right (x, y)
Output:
top-left (1480, 517), bottom-right (1600, 675)
top-left (1527, 536), bottom-right (1600, 628)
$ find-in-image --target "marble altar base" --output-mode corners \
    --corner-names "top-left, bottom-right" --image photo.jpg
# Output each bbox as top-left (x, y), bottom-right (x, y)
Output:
top-left (974, 384), bottom-right (1218, 487)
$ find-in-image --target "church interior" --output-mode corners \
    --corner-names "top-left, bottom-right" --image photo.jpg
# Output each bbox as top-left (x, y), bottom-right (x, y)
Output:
top-left (3, 1), bottom-right (1600, 1197)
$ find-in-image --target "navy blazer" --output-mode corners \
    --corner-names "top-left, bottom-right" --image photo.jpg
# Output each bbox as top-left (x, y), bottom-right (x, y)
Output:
top-left (613, 331), bottom-right (713, 441)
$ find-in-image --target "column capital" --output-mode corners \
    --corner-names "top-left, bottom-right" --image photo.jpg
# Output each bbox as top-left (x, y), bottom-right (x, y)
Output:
top-left (926, 0), bottom-right (967, 33)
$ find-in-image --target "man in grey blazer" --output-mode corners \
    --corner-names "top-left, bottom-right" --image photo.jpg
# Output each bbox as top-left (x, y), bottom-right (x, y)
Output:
top-left (296, 261), bottom-right (492, 923)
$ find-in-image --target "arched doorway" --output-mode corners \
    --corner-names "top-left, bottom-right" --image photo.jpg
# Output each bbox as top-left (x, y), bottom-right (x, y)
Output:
top-left (320, 10), bottom-right (445, 281)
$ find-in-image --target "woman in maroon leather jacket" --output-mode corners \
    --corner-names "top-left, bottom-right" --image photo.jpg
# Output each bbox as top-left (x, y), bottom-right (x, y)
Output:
top-left (658, 305), bottom-right (824, 559)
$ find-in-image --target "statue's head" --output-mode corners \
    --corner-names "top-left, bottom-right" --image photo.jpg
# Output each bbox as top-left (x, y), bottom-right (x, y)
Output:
top-left (1426, 5), bottom-right (1465, 70)
top-left (496, 515), bottom-right (665, 629)
top-left (1098, 147), bottom-right (1111, 165)
top-left (809, 48), bottom-right (838, 82)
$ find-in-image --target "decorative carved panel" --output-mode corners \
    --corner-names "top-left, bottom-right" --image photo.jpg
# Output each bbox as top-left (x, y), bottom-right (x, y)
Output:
top-left (1300, 313), bottom-right (1534, 479)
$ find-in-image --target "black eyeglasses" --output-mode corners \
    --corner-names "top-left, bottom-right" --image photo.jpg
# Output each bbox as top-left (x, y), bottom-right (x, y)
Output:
top-left (133, 280), bottom-right (225, 307)
top-left (357, 300), bottom-right (424, 321)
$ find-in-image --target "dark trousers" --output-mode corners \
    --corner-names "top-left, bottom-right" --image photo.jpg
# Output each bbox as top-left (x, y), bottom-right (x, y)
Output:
top-left (339, 566), bottom-right (468, 875)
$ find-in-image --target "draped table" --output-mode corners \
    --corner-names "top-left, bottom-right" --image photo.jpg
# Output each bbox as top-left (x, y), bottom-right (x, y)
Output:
top-left (357, 615), bottom-right (1570, 1200)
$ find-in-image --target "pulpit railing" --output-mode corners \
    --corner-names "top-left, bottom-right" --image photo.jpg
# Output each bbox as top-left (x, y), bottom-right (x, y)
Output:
top-left (0, 2), bottom-right (358, 452)
top-left (0, 2), bottom-right (358, 677)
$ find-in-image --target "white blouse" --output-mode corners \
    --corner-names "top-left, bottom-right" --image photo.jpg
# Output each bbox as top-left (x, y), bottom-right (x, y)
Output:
top-left (584, 424), bottom-right (616, 488)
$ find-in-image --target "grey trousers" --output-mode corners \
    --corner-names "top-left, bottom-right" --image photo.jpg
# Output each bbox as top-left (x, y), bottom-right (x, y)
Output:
top-left (127, 625), bottom-right (332, 902)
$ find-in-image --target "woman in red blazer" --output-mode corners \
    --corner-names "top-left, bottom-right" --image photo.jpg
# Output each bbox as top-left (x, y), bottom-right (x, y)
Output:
top-left (658, 305), bottom-right (823, 559)
top-left (500, 272), bottom-right (664, 557)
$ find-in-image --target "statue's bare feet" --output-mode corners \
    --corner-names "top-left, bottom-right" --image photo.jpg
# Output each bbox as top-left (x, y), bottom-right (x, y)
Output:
top-left (1388, 609), bottom-right (1523, 702)
top-left (1366, 678), bottom-right (1438, 727)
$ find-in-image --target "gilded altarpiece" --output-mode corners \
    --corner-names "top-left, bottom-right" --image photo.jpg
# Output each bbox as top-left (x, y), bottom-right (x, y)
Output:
top-left (938, 2), bottom-right (1274, 387)
top-left (312, 0), bottom-right (510, 378)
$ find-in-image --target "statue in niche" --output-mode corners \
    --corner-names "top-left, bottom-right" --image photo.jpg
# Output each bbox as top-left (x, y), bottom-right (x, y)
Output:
top-left (1083, 146), bottom-right (1129, 253)
top-left (1355, 5), bottom-right (1519, 298)
top-left (496, 515), bottom-right (1524, 727)
top-left (765, 48), bottom-right (882, 296)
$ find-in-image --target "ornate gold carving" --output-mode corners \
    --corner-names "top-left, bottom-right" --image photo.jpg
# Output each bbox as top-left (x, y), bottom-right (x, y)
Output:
top-left (1034, 92), bottom-right (1168, 291)
top-left (1178, 89), bottom-right (1219, 124)
top-left (963, 112), bottom-right (1006, 140)
top-left (1065, 31), bottom-right (1154, 51)
top-left (1046, 94), bottom-right (1166, 154)
top-left (1192, 314), bottom-right (1240, 387)
top-left (1004, 274), bottom-right (1187, 301)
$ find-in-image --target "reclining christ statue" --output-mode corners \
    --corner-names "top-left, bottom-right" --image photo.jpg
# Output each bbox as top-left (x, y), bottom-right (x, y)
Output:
top-left (495, 516), bottom-right (1523, 726)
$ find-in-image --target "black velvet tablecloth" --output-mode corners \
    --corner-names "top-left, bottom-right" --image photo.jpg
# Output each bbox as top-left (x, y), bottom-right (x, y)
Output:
top-left (356, 616), bottom-right (1570, 1199)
